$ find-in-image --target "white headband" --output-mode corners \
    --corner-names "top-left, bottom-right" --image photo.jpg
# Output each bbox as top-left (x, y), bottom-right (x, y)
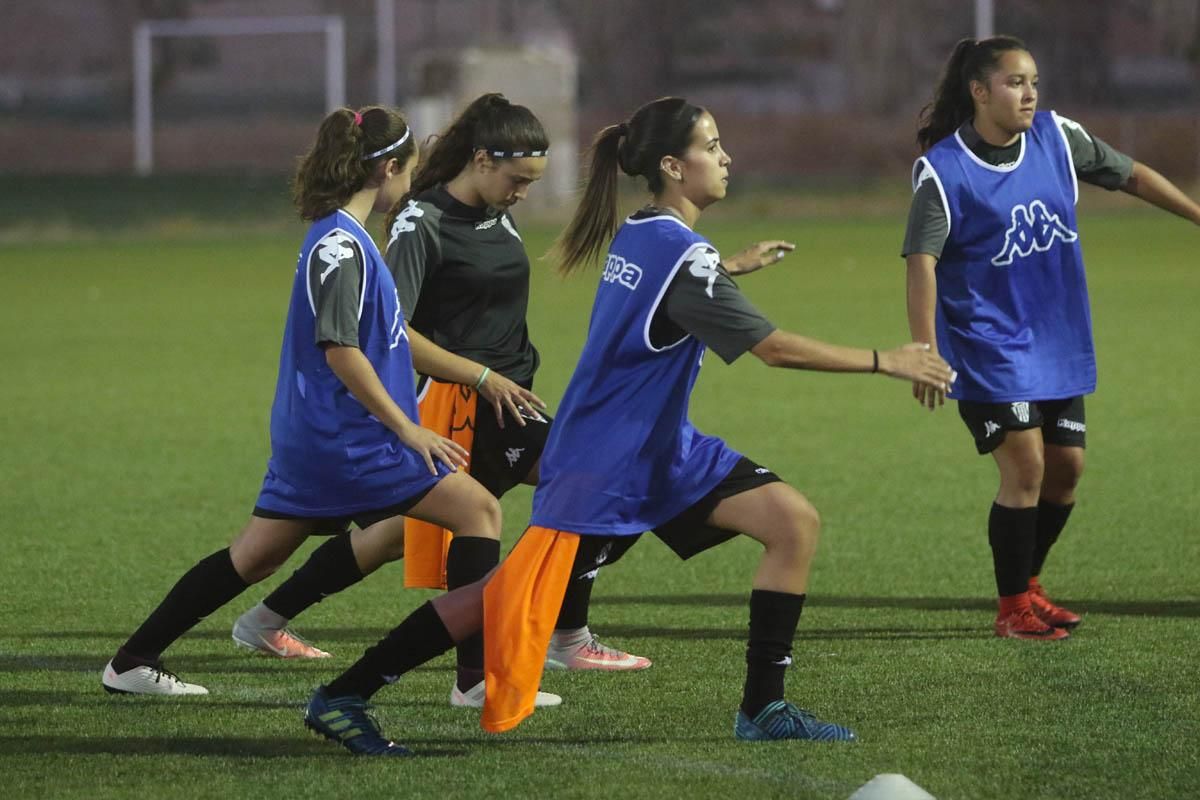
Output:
top-left (362, 127), bottom-right (411, 160)
top-left (483, 148), bottom-right (549, 158)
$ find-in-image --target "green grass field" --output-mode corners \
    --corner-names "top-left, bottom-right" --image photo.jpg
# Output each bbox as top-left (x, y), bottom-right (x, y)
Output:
top-left (1, 203), bottom-right (1197, 799)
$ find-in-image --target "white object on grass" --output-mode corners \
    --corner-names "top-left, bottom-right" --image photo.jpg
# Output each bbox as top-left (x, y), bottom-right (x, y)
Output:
top-left (848, 773), bottom-right (936, 800)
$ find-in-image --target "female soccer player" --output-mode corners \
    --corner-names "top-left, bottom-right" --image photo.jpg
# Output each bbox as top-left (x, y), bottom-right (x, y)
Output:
top-left (903, 36), bottom-right (1200, 640)
top-left (233, 94), bottom-right (647, 708)
top-left (101, 106), bottom-right (499, 697)
top-left (301, 96), bottom-right (954, 755)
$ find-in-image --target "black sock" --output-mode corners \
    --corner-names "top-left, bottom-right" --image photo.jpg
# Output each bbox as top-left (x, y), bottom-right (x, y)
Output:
top-left (261, 532), bottom-right (364, 619)
top-left (1031, 501), bottom-right (1074, 577)
top-left (555, 571), bottom-right (595, 631)
top-left (741, 589), bottom-right (805, 719)
top-left (988, 503), bottom-right (1038, 597)
top-left (325, 602), bottom-right (455, 701)
top-left (446, 536), bottom-right (500, 691)
top-left (118, 548), bottom-right (249, 668)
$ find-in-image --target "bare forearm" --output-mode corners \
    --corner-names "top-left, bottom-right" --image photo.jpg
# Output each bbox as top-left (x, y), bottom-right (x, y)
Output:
top-left (408, 328), bottom-right (486, 387)
top-left (1122, 162), bottom-right (1200, 225)
top-left (906, 254), bottom-right (939, 347)
top-left (324, 345), bottom-right (417, 437)
top-left (751, 330), bottom-right (875, 373)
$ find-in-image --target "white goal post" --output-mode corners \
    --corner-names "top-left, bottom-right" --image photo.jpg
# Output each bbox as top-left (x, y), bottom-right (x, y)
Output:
top-left (132, 16), bottom-right (346, 175)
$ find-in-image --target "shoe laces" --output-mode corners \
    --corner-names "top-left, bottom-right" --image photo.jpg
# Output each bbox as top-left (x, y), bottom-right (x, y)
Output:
top-left (780, 703), bottom-right (819, 730)
top-left (581, 636), bottom-right (624, 658)
top-left (149, 664), bottom-right (184, 686)
top-left (1009, 609), bottom-right (1052, 631)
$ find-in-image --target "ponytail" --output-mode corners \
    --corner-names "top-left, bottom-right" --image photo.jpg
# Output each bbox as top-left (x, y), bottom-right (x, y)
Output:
top-left (550, 97), bottom-right (704, 276)
top-left (292, 106), bottom-right (413, 221)
top-left (917, 35), bottom-right (1027, 152)
top-left (549, 123), bottom-right (625, 275)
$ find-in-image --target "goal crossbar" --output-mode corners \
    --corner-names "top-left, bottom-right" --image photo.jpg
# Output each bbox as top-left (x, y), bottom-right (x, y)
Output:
top-left (133, 15), bottom-right (346, 175)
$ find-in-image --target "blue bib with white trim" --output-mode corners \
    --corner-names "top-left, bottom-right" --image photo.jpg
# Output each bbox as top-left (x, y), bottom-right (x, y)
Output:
top-left (917, 111), bottom-right (1095, 402)
top-left (530, 215), bottom-right (741, 535)
top-left (257, 210), bottom-right (443, 517)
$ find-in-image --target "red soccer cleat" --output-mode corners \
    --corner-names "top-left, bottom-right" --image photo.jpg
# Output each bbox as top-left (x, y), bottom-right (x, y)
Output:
top-left (994, 609), bottom-right (1070, 640)
top-left (1028, 584), bottom-right (1083, 629)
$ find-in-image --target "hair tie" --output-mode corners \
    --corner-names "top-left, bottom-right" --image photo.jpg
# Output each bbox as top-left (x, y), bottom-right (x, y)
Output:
top-left (353, 111), bottom-right (363, 127)
top-left (617, 122), bottom-right (629, 136)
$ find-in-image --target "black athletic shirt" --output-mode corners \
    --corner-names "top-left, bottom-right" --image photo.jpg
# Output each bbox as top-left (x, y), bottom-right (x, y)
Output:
top-left (385, 184), bottom-right (540, 385)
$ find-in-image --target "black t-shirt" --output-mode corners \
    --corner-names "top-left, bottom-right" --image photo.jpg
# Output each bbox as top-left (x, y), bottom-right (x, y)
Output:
top-left (384, 185), bottom-right (540, 385)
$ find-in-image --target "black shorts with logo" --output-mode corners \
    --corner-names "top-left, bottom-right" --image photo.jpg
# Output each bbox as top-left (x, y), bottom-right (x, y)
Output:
top-left (957, 396), bottom-right (1087, 455)
top-left (470, 399), bottom-right (553, 497)
top-left (567, 456), bottom-right (784, 576)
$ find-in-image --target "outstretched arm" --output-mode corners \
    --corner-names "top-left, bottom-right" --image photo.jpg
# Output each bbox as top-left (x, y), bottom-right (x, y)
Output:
top-left (1121, 162), bottom-right (1200, 225)
top-left (749, 330), bottom-right (952, 392)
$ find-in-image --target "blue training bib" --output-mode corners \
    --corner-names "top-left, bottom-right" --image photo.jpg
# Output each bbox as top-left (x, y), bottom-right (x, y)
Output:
top-left (915, 111), bottom-right (1096, 402)
top-left (531, 214), bottom-right (742, 535)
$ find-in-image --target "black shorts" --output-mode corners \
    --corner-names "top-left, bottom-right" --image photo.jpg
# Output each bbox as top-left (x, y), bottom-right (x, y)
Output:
top-left (251, 485), bottom-right (435, 535)
top-left (568, 456), bottom-right (783, 576)
top-left (470, 399), bottom-right (553, 497)
top-left (957, 396), bottom-right (1087, 455)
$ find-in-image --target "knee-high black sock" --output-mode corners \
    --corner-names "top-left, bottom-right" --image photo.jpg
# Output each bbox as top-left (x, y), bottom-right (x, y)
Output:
top-left (446, 536), bottom-right (500, 690)
top-left (117, 548), bottom-right (249, 668)
top-left (555, 570), bottom-right (595, 631)
top-left (1031, 501), bottom-right (1074, 577)
top-left (741, 589), bottom-right (805, 718)
top-left (261, 532), bottom-right (364, 620)
top-left (988, 503), bottom-right (1038, 597)
top-left (325, 601), bottom-right (455, 701)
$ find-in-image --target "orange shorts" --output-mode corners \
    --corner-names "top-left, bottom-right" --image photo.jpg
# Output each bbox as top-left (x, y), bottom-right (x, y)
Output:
top-left (480, 526), bottom-right (580, 733)
top-left (403, 380), bottom-right (478, 589)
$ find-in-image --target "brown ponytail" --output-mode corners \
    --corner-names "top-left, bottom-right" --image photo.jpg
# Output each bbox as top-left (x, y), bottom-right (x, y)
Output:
top-left (292, 106), bottom-right (414, 221)
top-left (550, 97), bottom-right (704, 275)
top-left (917, 36), bottom-right (1027, 152)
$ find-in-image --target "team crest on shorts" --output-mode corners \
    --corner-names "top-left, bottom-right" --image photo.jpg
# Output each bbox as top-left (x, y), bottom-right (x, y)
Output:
top-left (1011, 402), bottom-right (1031, 423)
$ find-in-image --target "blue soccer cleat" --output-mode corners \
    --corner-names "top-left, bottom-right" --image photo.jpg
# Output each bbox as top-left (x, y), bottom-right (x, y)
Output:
top-left (734, 700), bottom-right (857, 742)
top-left (304, 686), bottom-right (411, 756)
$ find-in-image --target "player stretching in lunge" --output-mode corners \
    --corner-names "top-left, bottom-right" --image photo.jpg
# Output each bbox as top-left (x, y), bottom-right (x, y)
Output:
top-left (903, 36), bottom-right (1200, 640)
top-left (301, 97), bottom-right (954, 755)
top-left (102, 107), bottom-right (502, 707)
top-left (231, 95), bottom-right (647, 711)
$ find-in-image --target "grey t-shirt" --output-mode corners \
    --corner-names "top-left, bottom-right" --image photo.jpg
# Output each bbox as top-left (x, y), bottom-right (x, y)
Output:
top-left (901, 116), bottom-right (1134, 258)
top-left (307, 228), bottom-right (367, 348)
top-left (634, 208), bottom-right (776, 364)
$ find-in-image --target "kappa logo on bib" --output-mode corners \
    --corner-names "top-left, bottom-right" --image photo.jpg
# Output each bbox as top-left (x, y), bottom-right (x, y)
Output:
top-left (991, 200), bottom-right (1078, 267)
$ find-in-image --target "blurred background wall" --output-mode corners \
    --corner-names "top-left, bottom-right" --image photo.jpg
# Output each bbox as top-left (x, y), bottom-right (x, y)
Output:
top-left (2, 0), bottom-right (1198, 192)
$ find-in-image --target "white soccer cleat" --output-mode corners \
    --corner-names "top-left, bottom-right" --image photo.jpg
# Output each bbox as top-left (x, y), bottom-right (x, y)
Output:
top-left (449, 680), bottom-right (562, 709)
top-left (232, 614), bottom-right (331, 659)
top-left (545, 634), bottom-right (651, 671)
top-left (101, 659), bottom-right (209, 696)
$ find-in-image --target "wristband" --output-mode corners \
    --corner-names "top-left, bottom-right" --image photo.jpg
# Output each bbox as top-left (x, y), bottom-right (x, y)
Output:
top-left (474, 367), bottom-right (491, 390)
top-left (872, 350), bottom-right (879, 374)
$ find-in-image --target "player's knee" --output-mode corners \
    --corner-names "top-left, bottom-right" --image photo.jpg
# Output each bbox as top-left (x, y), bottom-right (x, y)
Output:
top-left (377, 534), bottom-right (406, 563)
top-left (466, 491), bottom-right (502, 539)
top-left (1006, 454), bottom-right (1045, 496)
top-left (235, 556), bottom-right (282, 585)
top-left (766, 492), bottom-right (820, 560)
